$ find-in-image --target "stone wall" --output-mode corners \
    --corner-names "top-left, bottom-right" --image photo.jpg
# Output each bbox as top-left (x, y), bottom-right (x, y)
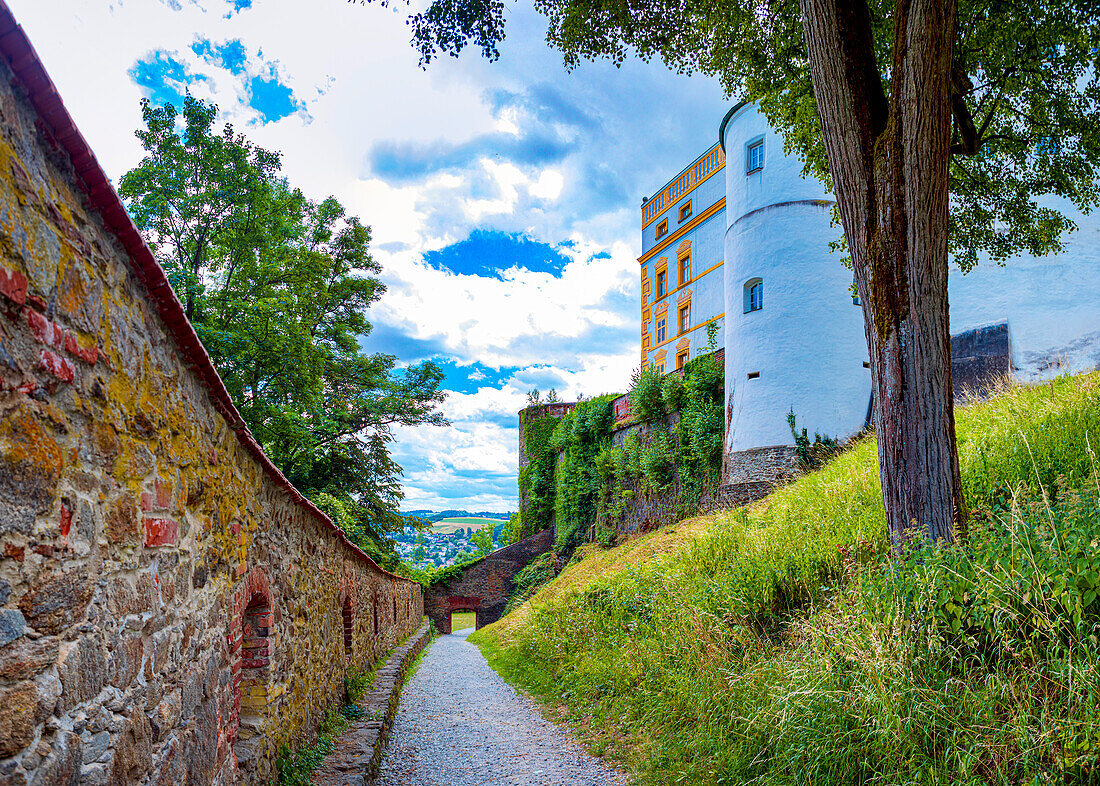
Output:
top-left (951, 322), bottom-right (1011, 398)
top-left (0, 27), bottom-right (422, 786)
top-left (424, 529), bottom-right (554, 634)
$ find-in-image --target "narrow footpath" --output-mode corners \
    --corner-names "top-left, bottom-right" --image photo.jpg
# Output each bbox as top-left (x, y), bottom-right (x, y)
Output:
top-left (376, 628), bottom-right (629, 786)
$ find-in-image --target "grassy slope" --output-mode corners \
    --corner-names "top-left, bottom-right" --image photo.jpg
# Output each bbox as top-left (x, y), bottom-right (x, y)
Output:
top-left (471, 373), bottom-right (1100, 784)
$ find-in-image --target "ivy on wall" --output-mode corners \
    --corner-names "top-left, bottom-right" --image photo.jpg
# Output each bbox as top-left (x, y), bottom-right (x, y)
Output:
top-left (514, 408), bottom-right (563, 543)
top-left (512, 347), bottom-right (723, 568)
top-left (595, 352), bottom-right (725, 540)
top-left (550, 395), bottom-right (618, 551)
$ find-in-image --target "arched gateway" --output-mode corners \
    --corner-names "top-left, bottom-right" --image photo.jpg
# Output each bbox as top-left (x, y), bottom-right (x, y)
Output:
top-left (425, 529), bottom-right (554, 633)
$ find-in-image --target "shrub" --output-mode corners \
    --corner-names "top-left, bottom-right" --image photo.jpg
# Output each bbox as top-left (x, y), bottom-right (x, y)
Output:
top-left (629, 365), bottom-right (665, 423)
top-left (661, 370), bottom-right (685, 412)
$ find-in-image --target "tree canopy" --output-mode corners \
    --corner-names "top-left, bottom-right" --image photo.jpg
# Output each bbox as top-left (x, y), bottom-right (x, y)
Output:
top-left (403, 0), bottom-right (1100, 269)
top-left (120, 96), bottom-right (448, 564)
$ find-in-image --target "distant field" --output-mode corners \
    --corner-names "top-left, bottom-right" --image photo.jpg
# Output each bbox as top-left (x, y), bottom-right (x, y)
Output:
top-left (450, 611), bottom-right (476, 632)
top-left (430, 516), bottom-right (501, 533)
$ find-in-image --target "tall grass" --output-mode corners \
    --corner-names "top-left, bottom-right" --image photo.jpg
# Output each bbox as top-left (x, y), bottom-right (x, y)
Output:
top-left (472, 372), bottom-right (1100, 784)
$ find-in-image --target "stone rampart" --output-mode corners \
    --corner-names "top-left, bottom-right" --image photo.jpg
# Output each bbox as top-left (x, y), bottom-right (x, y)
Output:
top-left (0, 13), bottom-right (422, 786)
top-left (424, 529), bottom-right (554, 633)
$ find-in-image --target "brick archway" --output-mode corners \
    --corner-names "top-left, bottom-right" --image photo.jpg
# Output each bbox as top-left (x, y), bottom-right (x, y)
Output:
top-left (424, 529), bottom-right (554, 633)
top-left (341, 593), bottom-right (353, 659)
top-left (228, 567), bottom-right (274, 766)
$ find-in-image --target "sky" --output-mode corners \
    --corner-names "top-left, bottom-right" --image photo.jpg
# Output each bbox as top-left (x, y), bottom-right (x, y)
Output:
top-left (10, 0), bottom-right (731, 512)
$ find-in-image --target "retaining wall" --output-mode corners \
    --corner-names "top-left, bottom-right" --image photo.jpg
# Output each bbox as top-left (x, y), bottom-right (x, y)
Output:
top-left (425, 529), bottom-right (554, 633)
top-left (0, 17), bottom-right (422, 786)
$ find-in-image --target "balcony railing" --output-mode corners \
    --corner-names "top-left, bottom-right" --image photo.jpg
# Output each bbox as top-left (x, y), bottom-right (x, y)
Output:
top-left (642, 144), bottom-right (726, 229)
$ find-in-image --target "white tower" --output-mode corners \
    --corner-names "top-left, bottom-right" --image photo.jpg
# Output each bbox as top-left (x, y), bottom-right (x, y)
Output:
top-left (720, 103), bottom-right (871, 494)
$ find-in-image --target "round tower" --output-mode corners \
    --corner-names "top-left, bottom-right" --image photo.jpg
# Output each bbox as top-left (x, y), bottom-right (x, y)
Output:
top-left (719, 103), bottom-right (871, 496)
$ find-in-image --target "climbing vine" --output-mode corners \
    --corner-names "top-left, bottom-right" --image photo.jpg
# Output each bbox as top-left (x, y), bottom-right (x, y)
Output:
top-left (551, 395), bottom-right (617, 552)
top-left (595, 351), bottom-right (725, 536)
top-left (513, 348), bottom-right (723, 560)
top-left (515, 408), bottom-right (562, 543)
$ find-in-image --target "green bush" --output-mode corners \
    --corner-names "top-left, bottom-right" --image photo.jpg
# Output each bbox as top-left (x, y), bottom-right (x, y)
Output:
top-left (661, 369), bottom-right (685, 412)
top-left (518, 411), bottom-right (561, 537)
top-left (628, 365), bottom-right (665, 423)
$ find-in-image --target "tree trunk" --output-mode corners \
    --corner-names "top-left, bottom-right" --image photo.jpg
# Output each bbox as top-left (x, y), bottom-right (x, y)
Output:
top-left (797, 0), bottom-right (968, 546)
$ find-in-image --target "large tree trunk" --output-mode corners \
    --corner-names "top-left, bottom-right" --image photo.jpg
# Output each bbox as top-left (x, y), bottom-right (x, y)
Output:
top-left (797, 0), bottom-right (968, 546)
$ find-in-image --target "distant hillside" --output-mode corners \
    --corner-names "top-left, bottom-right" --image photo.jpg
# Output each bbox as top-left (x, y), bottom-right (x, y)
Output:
top-left (404, 509), bottom-right (514, 522)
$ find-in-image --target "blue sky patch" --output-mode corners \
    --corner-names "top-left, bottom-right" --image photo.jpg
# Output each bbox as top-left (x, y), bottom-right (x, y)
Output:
top-left (129, 50), bottom-right (205, 108)
top-left (192, 38), bottom-right (248, 74)
top-left (435, 358), bottom-right (516, 395)
top-left (423, 231), bottom-right (572, 277)
top-left (249, 72), bottom-right (301, 123)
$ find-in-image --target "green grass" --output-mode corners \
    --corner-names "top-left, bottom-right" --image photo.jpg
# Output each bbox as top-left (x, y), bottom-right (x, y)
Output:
top-left (450, 611), bottom-right (476, 631)
top-left (471, 372), bottom-right (1100, 785)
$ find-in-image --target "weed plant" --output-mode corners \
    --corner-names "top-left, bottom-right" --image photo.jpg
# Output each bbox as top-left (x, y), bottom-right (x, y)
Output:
top-left (473, 372), bottom-right (1100, 784)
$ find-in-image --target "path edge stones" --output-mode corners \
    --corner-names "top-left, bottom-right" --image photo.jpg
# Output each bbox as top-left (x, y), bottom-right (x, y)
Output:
top-left (311, 620), bottom-right (433, 785)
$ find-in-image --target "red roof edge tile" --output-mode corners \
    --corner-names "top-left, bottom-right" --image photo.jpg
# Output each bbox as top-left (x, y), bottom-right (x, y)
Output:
top-left (0, 1), bottom-right (410, 583)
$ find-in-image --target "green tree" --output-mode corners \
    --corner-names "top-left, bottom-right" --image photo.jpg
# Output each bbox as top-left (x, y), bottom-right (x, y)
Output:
top-left (471, 521), bottom-right (494, 555)
top-left (120, 96), bottom-right (448, 560)
top-left (365, 0), bottom-right (1100, 547)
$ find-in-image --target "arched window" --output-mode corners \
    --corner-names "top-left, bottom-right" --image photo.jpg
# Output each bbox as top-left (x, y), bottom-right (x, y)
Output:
top-left (239, 592), bottom-right (272, 737)
top-left (744, 278), bottom-right (763, 313)
top-left (342, 595), bottom-right (353, 658)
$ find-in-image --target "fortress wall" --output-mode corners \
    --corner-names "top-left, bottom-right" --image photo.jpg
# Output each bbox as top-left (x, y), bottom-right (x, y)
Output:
top-left (0, 45), bottom-right (421, 786)
top-left (424, 528), bottom-right (554, 633)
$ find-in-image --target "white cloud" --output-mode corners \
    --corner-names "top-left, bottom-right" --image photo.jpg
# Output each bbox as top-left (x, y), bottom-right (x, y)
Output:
top-left (12, 0), bottom-right (729, 512)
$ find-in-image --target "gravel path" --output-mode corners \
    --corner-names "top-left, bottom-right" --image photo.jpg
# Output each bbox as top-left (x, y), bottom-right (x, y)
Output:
top-left (376, 628), bottom-right (630, 786)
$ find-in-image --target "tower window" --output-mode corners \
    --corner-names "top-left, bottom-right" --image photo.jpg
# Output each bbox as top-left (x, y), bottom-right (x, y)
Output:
top-left (678, 200), bottom-right (692, 223)
top-left (676, 349), bottom-right (689, 370)
top-left (656, 269), bottom-right (668, 298)
top-left (678, 303), bottom-right (690, 334)
top-left (656, 218), bottom-right (668, 240)
top-left (678, 253), bottom-right (691, 286)
top-left (747, 371), bottom-right (760, 379)
top-left (656, 317), bottom-right (667, 343)
top-left (747, 139), bottom-right (764, 173)
top-left (744, 278), bottom-right (763, 313)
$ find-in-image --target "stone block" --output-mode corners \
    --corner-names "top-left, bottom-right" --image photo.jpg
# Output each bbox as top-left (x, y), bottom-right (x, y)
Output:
top-left (0, 265), bottom-right (27, 305)
top-left (18, 569), bottom-right (93, 635)
top-left (0, 607), bottom-right (26, 647)
top-left (0, 682), bottom-right (39, 757)
top-left (0, 635), bottom-right (58, 680)
top-left (104, 495), bottom-right (139, 545)
top-left (40, 349), bottom-right (75, 383)
top-left (143, 518), bottom-right (178, 548)
top-left (26, 309), bottom-right (63, 351)
top-left (0, 422), bottom-right (60, 537)
top-left (62, 331), bottom-right (97, 365)
top-left (109, 710), bottom-right (152, 785)
top-left (150, 690), bottom-right (180, 742)
top-left (29, 730), bottom-right (80, 786)
top-left (81, 731), bottom-right (109, 764)
top-left (107, 632), bottom-right (142, 691)
top-left (59, 636), bottom-right (106, 710)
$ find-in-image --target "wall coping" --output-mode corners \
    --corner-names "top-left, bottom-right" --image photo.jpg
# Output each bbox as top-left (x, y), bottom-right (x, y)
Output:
top-left (0, 2), bottom-right (412, 584)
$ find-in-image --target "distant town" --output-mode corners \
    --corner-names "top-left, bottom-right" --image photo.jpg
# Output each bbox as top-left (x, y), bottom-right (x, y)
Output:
top-left (393, 510), bottom-right (515, 569)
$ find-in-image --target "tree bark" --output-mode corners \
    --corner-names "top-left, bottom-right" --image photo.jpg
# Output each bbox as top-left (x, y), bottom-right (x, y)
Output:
top-left (797, 0), bottom-right (968, 546)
